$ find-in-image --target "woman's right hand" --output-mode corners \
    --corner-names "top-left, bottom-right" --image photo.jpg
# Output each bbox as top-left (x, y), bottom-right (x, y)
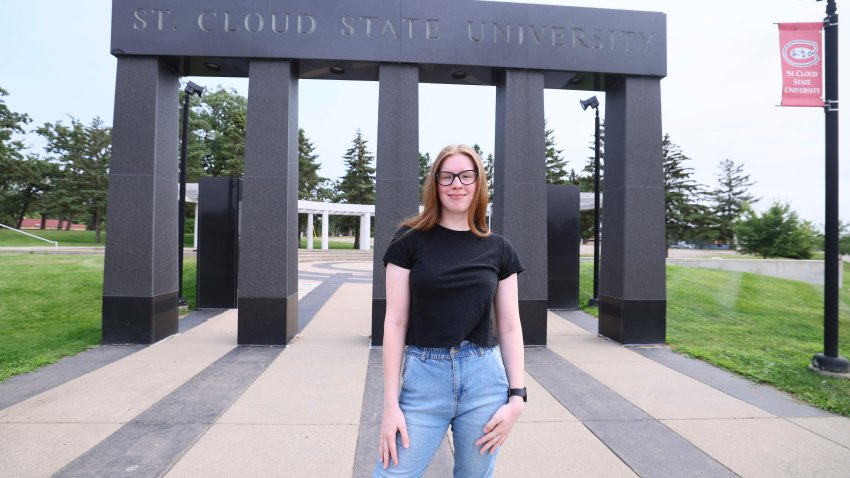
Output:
top-left (379, 403), bottom-right (410, 469)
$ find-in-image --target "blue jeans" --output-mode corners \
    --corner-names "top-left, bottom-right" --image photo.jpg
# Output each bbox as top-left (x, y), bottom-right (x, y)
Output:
top-left (374, 341), bottom-right (509, 478)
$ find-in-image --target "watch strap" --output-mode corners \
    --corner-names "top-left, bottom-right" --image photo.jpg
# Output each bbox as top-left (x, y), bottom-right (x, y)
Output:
top-left (508, 387), bottom-right (527, 402)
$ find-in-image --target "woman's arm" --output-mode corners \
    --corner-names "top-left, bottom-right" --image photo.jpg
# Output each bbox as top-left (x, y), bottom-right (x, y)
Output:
top-left (379, 263), bottom-right (411, 469)
top-left (475, 273), bottom-right (525, 454)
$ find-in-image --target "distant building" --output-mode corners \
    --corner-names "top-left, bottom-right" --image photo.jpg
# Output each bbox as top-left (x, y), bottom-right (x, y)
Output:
top-left (19, 219), bottom-right (86, 231)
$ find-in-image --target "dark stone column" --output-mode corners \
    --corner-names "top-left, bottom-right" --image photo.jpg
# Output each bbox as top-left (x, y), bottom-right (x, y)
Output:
top-left (599, 76), bottom-right (666, 345)
top-left (238, 60), bottom-right (299, 345)
top-left (371, 64), bottom-right (420, 346)
top-left (493, 69), bottom-right (548, 346)
top-left (102, 57), bottom-right (179, 345)
top-left (547, 184), bottom-right (580, 310)
top-left (197, 177), bottom-right (241, 309)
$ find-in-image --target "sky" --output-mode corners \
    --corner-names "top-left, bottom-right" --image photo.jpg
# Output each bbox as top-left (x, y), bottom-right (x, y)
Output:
top-left (2, 0), bottom-right (848, 226)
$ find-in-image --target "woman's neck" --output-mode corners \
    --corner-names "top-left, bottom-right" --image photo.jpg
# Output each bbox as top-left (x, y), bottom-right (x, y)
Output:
top-left (439, 212), bottom-right (470, 231)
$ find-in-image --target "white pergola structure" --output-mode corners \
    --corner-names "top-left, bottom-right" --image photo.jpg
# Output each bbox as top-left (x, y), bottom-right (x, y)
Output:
top-left (184, 184), bottom-right (374, 251)
top-left (299, 200), bottom-right (374, 251)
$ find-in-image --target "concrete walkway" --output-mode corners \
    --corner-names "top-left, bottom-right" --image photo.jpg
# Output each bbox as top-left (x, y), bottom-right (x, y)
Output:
top-left (1, 260), bottom-right (849, 477)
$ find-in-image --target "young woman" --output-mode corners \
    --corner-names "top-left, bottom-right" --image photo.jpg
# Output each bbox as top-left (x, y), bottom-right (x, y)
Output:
top-left (374, 144), bottom-right (526, 477)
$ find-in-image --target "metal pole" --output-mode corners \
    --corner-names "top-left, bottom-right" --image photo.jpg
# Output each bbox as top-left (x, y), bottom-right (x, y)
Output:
top-left (813, 0), bottom-right (849, 373)
top-left (590, 108), bottom-right (601, 307)
top-left (178, 91), bottom-right (190, 307)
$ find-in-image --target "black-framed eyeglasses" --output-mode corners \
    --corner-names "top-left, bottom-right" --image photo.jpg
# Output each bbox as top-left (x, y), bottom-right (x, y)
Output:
top-left (436, 170), bottom-right (478, 186)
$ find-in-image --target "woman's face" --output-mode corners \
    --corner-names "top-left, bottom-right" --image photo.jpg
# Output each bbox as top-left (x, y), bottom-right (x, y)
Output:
top-left (436, 153), bottom-right (478, 217)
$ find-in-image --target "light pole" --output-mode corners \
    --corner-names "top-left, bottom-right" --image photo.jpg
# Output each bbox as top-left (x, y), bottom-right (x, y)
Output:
top-left (581, 96), bottom-right (601, 307)
top-left (178, 81), bottom-right (204, 307)
top-left (813, 0), bottom-right (849, 373)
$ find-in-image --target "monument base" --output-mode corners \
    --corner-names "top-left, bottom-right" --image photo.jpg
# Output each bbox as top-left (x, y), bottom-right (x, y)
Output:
top-left (598, 295), bottom-right (665, 345)
top-left (238, 294), bottom-right (298, 345)
top-left (102, 291), bottom-right (178, 344)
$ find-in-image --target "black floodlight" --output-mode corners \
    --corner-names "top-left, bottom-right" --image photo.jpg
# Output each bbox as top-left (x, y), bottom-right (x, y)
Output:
top-left (580, 96), bottom-right (599, 110)
top-left (185, 81), bottom-right (205, 97)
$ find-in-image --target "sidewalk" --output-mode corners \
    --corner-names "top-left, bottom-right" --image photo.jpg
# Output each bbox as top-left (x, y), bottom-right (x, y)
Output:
top-left (1, 260), bottom-right (849, 477)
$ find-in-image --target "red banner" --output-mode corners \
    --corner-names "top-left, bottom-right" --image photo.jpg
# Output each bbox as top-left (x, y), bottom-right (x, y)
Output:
top-left (778, 22), bottom-right (824, 107)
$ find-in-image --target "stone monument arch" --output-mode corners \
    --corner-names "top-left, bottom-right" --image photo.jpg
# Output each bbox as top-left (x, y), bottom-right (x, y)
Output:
top-left (103, 0), bottom-right (667, 347)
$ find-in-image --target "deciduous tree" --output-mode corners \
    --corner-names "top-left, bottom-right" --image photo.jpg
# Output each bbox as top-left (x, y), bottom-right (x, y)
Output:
top-left (185, 86), bottom-right (247, 180)
top-left (37, 117), bottom-right (111, 242)
top-left (735, 201), bottom-right (817, 259)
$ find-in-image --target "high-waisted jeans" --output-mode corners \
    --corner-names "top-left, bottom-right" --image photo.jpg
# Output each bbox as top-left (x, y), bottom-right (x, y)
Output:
top-left (373, 341), bottom-right (509, 478)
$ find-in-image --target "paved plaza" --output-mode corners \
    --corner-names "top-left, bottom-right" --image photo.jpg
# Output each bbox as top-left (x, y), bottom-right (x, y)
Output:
top-left (1, 260), bottom-right (849, 477)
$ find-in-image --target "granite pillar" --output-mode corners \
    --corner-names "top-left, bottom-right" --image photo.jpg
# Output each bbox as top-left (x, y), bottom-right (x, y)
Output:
top-left (547, 184), bottom-right (580, 310)
top-left (599, 76), bottom-right (667, 345)
top-left (102, 57), bottom-right (179, 345)
top-left (493, 69), bottom-right (548, 346)
top-left (238, 60), bottom-right (299, 345)
top-left (371, 64), bottom-right (420, 346)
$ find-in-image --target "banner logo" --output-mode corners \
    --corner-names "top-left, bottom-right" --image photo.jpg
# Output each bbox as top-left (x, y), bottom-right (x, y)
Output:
top-left (782, 39), bottom-right (819, 68)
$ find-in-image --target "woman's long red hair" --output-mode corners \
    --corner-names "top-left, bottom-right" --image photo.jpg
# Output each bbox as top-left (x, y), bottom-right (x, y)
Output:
top-left (400, 144), bottom-right (490, 237)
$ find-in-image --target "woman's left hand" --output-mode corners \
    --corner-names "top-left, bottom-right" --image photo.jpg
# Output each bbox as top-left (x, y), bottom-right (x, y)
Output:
top-left (475, 399), bottom-right (524, 455)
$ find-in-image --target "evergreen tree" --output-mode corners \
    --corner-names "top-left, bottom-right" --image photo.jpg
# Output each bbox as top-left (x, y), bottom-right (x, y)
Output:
top-left (544, 122), bottom-right (568, 185)
top-left (37, 117), bottom-right (112, 242)
top-left (472, 144), bottom-right (494, 200)
top-left (577, 120), bottom-right (606, 241)
top-left (298, 128), bottom-right (329, 241)
top-left (735, 201), bottom-right (817, 259)
top-left (337, 130), bottom-right (375, 249)
top-left (663, 133), bottom-right (709, 247)
top-left (298, 128), bottom-right (326, 200)
top-left (418, 152), bottom-right (431, 197)
top-left (708, 159), bottom-right (758, 246)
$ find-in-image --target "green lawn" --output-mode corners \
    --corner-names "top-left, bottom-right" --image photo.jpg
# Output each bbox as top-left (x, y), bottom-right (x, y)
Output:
top-left (0, 229), bottom-right (198, 248)
top-left (298, 237), bottom-right (363, 249)
top-left (0, 254), bottom-right (196, 381)
top-left (2, 253), bottom-right (849, 416)
top-left (578, 261), bottom-right (850, 416)
top-left (0, 229), bottom-right (106, 247)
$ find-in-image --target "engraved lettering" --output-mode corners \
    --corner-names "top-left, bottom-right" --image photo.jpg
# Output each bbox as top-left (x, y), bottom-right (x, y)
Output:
top-left (572, 28), bottom-right (589, 48)
top-left (402, 17), bottom-right (419, 39)
top-left (224, 11), bottom-right (239, 32)
top-left (341, 15), bottom-right (355, 36)
top-left (298, 14), bottom-right (316, 34)
top-left (425, 18), bottom-right (440, 40)
top-left (528, 25), bottom-right (545, 45)
top-left (152, 9), bottom-right (170, 31)
top-left (467, 21), bottom-right (484, 42)
top-left (622, 31), bottom-right (636, 52)
top-left (551, 26), bottom-right (565, 46)
top-left (272, 13), bottom-right (289, 33)
top-left (133, 9), bottom-right (147, 30)
top-left (609, 30), bottom-right (617, 51)
top-left (198, 10), bottom-right (215, 32)
top-left (639, 31), bottom-right (655, 52)
top-left (244, 12), bottom-right (264, 33)
top-left (381, 18), bottom-right (399, 38)
top-left (493, 23), bottom-right (510, 43)
top-left (517, 24), bottom-right (525, 45)
top-left (425, 19), bottom-right (439, 39)
top-left (592, 29), bottom-right (605, 49)
top-left (361, 16), bottom-right (378, 36)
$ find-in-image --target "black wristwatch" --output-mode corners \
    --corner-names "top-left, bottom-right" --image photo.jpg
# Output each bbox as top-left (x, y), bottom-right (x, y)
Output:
top-left (508, 387), bottom-right (527, 402)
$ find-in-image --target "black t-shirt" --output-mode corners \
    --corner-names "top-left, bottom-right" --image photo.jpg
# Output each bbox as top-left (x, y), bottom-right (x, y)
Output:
top-left (382, 225), bottom-right (525, 348)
